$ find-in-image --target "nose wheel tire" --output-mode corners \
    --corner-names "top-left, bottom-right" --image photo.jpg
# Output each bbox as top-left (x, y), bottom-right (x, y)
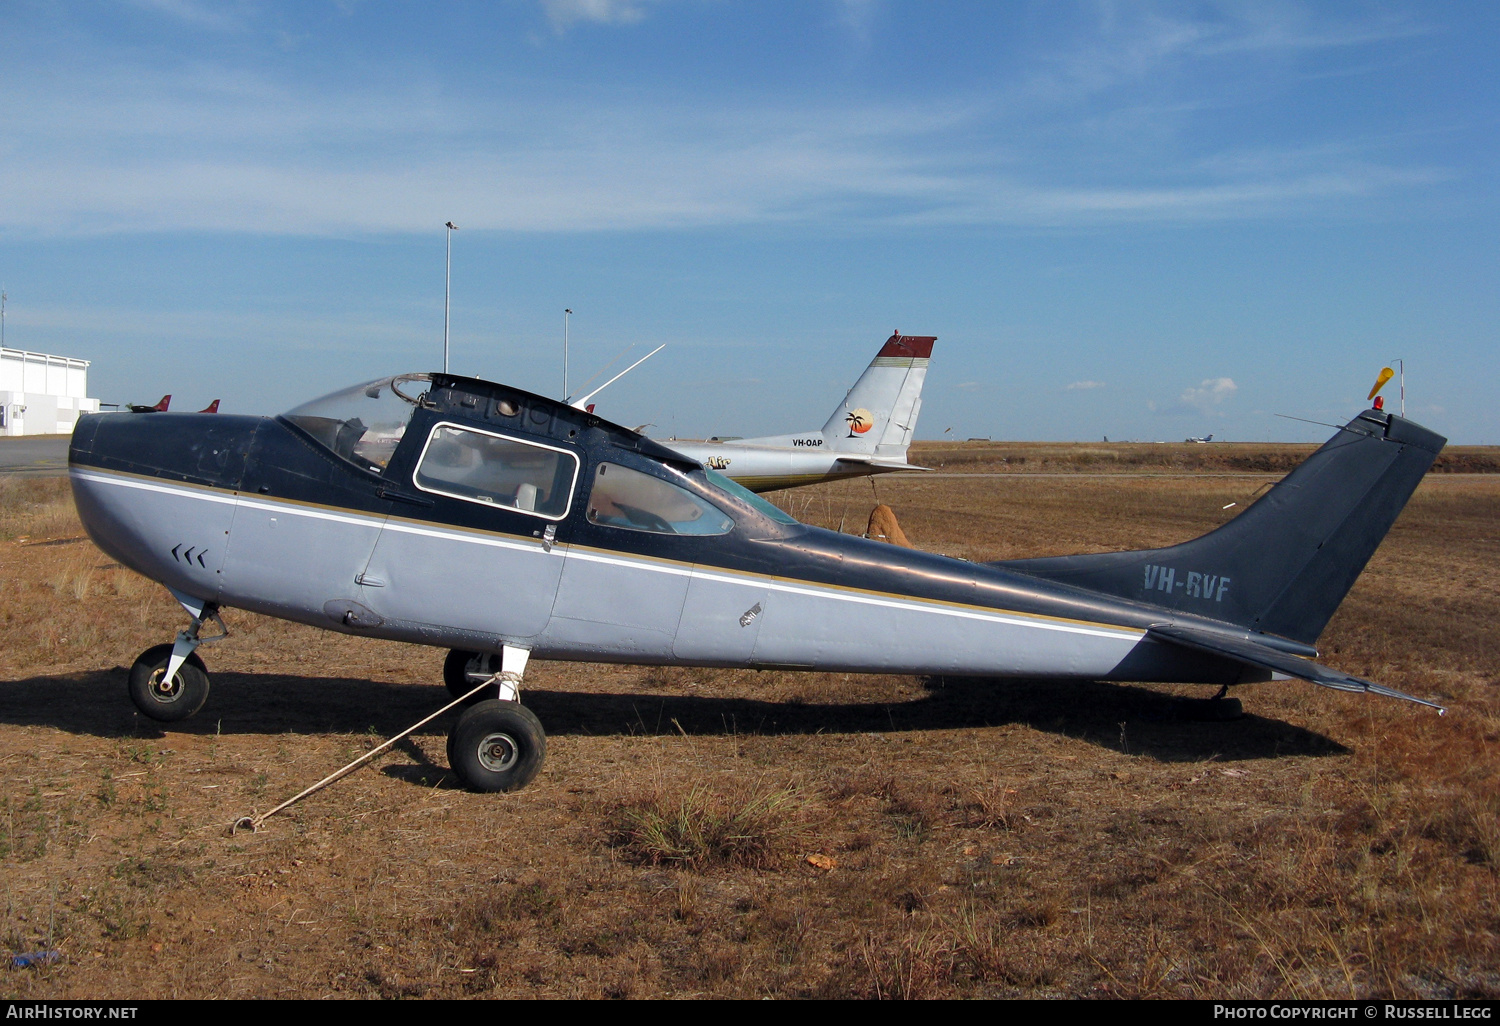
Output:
top-left (447, 700), bottom-right (546, 793)
top-left (443, 649), bottom-right (502, 704)
top-left (127, 644), bottom-right (211, 722)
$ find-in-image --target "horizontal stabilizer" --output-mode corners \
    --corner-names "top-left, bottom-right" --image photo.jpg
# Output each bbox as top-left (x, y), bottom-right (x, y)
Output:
top-left (833, 456), bottom-right (931, 472)
top-left (1147, 624), bottom-right (1445, 714)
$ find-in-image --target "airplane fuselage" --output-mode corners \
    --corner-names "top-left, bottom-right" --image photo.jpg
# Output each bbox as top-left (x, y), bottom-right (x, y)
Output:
top-left (69, 377), bottom-right (1271, 690)
top-left (666, 438), bottom-right (912, 493)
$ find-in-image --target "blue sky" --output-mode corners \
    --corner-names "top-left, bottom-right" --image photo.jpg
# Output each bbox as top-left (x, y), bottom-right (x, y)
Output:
top-left (2, 1), bottom-right (1497, 442)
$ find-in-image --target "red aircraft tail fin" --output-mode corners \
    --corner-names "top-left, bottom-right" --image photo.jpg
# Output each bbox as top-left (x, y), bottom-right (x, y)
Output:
top-left (153, 395), bottom-right (171, 412)
top-left (199, 399), bottom-right (220, 414)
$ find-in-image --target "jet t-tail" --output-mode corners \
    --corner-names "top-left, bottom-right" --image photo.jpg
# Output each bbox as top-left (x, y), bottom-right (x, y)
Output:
top-left (69, 371), bottom-right (1446, 794)
top-left (670, 332), bottom-right (934, 492)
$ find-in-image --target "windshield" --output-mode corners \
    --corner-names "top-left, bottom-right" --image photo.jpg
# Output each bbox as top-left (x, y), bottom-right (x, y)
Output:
top-left (282, 374), bottom-right (430, 471)
top-left (703, 468), bottom-right (800, 525)
top-left (589, 463), bottom-right (734, 536)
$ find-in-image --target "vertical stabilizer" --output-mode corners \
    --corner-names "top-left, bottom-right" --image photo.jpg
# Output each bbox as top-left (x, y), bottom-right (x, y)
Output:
top-left (820, 333), bottom-right (935, 455)
top-left (995, 409), bottom-right (1446, 645)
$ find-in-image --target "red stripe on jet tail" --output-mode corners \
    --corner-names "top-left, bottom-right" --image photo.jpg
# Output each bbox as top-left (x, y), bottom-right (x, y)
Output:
top-left (877, 333), bottom-right (936, 359)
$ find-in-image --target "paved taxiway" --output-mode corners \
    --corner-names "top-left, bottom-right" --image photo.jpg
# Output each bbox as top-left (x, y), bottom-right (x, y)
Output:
top-left (0, 436), bottom-right (71, 476)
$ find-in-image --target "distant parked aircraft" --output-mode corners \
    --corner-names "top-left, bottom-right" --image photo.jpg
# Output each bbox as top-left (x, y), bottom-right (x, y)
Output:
top-left (669, 332), bottom-right (935, 493)
top-left (126, 395), bottom-right (171, 414)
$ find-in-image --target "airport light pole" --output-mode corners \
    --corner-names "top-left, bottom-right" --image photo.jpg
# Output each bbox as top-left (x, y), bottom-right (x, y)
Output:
top-left (564, 309), bottom-right (572, 398)
top-left (443, 222), bottom-right (459, 373)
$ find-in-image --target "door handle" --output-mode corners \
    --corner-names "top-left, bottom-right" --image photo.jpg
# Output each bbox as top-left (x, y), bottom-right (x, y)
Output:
top-left (378, 486), bottom-right (434, 508)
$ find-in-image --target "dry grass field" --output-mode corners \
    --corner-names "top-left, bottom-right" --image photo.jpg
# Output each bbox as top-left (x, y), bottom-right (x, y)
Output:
top-left (0, 453), bottom-right (1496, 999)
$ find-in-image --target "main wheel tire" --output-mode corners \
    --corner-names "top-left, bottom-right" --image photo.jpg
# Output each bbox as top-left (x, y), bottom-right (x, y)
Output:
top-left (443, 649), bottom-right (502, 704)
top-left (447, 700), bottom-right (546, 793)
top-left (127, 643), bottom-right (210, 722)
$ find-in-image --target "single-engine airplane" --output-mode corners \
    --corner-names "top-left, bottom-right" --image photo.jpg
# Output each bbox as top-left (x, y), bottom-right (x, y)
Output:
top-left (69, 370), bottom-right (1446, 793)
top-left (668, 332), bottom-right (934, 492)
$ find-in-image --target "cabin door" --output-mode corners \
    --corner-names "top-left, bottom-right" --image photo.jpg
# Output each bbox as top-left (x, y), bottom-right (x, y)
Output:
top-left (357, 512), bottom-right (565, 642)
top-left (356, 423), bottom-right (579, 642)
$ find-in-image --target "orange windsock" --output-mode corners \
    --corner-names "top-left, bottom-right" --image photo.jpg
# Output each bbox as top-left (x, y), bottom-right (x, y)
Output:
top-left (1368, 367), bottom-right (1395, 401)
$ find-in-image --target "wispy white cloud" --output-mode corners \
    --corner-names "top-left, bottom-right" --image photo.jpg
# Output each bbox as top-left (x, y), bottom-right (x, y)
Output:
top-left (1182, 376), bottom-right (1237, 408)
top-left (834, 0), bottom-right (881, 45)
top-left (1066, 380), bottom-right (1105, 390)
top-left (542, 0), bottom-right (657, 33)
top-left (1024, 3), bottom-right (1427, 105)
top-left (0, 70), bottom-right (1440, 236)
top-left (10, 303), bottom-right (425, 353)
top-left (126, 0), bottom-right (249, 31)
top-left (1151, 376), bottom-right (1238, 416)
top-left (0, 5), bottom-right (1451, 238)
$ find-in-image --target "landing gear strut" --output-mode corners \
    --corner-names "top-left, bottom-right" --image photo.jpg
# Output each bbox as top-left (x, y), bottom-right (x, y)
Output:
top-left (443, 649), bottom-right (502, 704)
top-left (128, 590), bottom-right (228, 722)
top-left (445, 646), bottom-right (546, 792)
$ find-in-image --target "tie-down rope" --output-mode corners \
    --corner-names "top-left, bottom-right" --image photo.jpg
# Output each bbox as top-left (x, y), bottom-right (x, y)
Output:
top-left (231, 676), bottom-right (501, 834)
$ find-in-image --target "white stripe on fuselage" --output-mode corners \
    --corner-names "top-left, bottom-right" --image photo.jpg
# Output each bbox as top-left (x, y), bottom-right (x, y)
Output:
top-left (71, 467), bottom-right (1143, 645)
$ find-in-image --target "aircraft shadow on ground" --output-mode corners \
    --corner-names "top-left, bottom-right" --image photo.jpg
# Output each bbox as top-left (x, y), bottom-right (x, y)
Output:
top-left (0, 669), bottom-right (1345, 765)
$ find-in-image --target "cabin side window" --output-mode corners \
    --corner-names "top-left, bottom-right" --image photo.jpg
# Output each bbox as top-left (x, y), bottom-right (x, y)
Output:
top-left (414, 424), bottom-right (579, 520)
top-left (586, 462), bottom-right (734, 536)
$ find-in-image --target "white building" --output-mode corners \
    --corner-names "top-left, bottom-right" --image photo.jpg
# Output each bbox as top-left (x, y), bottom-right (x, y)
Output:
top-left (0, 348), bottom-right (101, 436)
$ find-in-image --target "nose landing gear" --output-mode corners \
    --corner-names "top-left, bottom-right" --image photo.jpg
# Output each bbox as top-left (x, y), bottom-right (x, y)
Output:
top-left (127, 590), bottom-right (228, 723)
top-left (128, 643), bottom-right (211, 722)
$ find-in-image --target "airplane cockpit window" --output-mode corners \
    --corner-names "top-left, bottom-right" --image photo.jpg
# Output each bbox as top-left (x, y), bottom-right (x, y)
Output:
top-left (414, 424), bottom-right (578, 520)
top-left (588, 463), bottom-right (734, 536)
top-left (702, 468), bottom-right (801, 526)
top-left (282, 374), bottom-right (431, 471)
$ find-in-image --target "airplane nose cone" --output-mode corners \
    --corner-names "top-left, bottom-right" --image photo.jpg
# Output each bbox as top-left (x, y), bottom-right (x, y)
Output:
top-left (69, 412), bottom-right (260, 600)
top-left (70, 411), bottom-right (256, 485)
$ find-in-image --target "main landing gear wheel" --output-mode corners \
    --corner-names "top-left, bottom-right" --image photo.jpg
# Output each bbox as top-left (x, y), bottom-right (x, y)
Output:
top-left (447, 700), bottom-right (546, 793)
top-left (444, 649), bottom-right (502, 704)
top-left (127, 643), bottom-right (211, 722)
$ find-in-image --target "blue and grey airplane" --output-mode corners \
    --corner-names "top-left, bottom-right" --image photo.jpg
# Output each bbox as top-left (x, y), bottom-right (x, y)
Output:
top-left (68, 371), bottom-right (1446, 792)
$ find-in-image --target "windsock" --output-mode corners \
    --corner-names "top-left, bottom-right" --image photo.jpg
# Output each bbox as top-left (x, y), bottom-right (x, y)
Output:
top-left (1368, 367), bottom-right (1395, 401)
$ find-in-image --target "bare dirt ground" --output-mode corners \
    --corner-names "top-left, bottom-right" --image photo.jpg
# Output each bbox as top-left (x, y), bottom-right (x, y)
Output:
top-left (0, 456), bottom-right (1496, 999)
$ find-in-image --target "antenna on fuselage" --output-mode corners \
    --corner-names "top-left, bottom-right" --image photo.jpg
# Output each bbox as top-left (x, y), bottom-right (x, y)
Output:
top-left (563, 309), bottom-right (572, 400)
top-left (568, 344), bottom-right (666, 411)
top-left (443, 221), bottom-right (459, 373)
